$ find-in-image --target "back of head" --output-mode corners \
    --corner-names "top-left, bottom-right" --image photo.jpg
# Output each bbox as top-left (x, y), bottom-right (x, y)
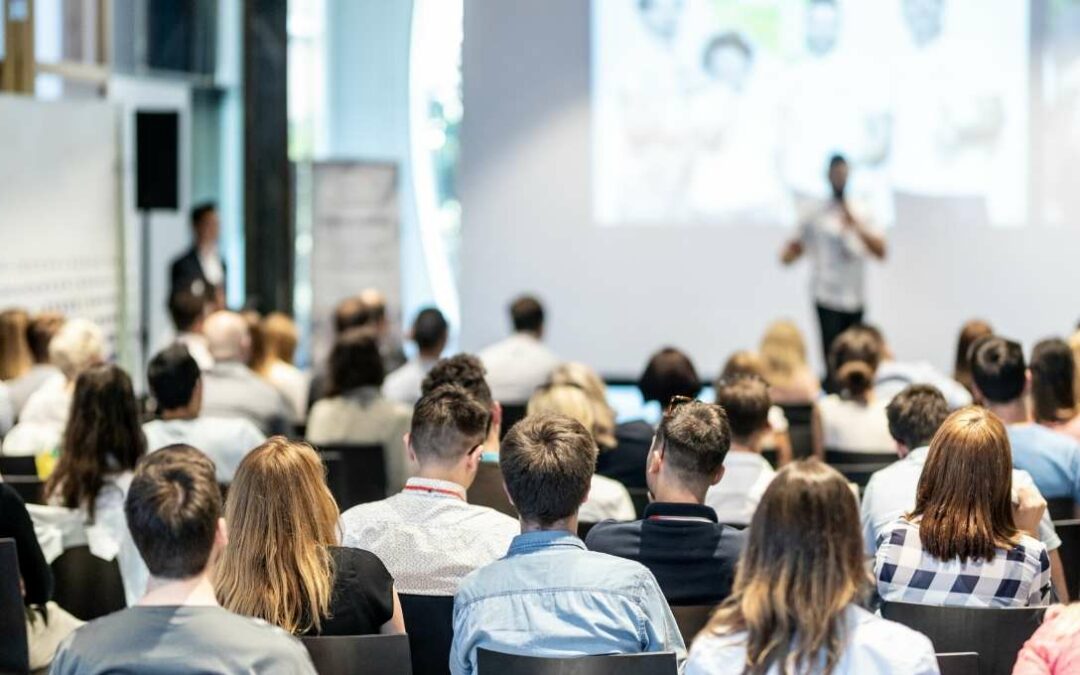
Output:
top-left (0, 308), bottom-right (32, 380)
top-left (549, 362), bottom-right (616, 448)
top-left (216, 438), bottom-right (338, 634)
top-left (913, 407), bottom-right (1017, 563)
top-left (527, 384), bottom-right (598, 441)
top-left (334, 296), bottom-right (371, 334)
top-left (328, 327), bottom-right (384, 395)
top-left (886, 384), bottom-right (949, 450)
top-left (639, 347), bottom-right (702, 407)
top-left (704, 460), bottom-right (864, 674)
top-left (125, 445), bottom-right (221, 580)
top-left (714, 377), bottom-right (769, 442)
top-left (261, 312), bottom-right (299, 364)
top-left (721, 350), bottom-right (766, 381)
top-left (1030, 338), bottom-right (1077, 423)
top-left (954, 319), bottom-right (993, 390)
top-left (510, 295), bottom-right (544, 334)
top-left (49, 318), bottom-right (105, 381)
top-left (829, 327), bottom-right (881, 398)
top-left (413, 307), bottom-right (449, 355)
top-left (655, 398), bottom-right (731, 492)
top-left (26, 312), bottom-right (65, 365)
top-left (168, 287), bottom-right (210, 333)
top-left (204, 311), bottom-right (250, 363)
top-left (421, 353), bottom-right (493, 408)
top-left (501, 413), bottom-right (598, 526)
top-left (148, 344), bottom-right (201, 412)
top-left (759, 320), bottom-right (808, 387)
top-left (410, 385), bottom-right (491, 465)
top-left (191, 202), bottom-right (217, 230)
top-left (358, 288), bottom-right (388, 326)
top-left (970, 335), bottom-right (1025, 404)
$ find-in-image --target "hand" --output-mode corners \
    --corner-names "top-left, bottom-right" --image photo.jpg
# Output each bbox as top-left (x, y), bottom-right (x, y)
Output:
top-left (1013, 485), bottom-right (1047, 537)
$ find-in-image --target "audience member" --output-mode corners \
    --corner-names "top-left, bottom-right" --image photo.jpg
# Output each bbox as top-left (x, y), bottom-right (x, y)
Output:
top-left (549, 362), bottom-right (618, 447)
top-left (383, 306), bottom-right (449, 405)
top-left (359, 288), bottom-right (408, 373)
top-left (1030, 338), bottom-right (1080, 442)
top-left (252, 313), bottom-right (308, 421)
top-left (170, 202), bottom-right (227, 306)
top-left (705, 377), bottom-right (777, 525)
top-left (588, 397), bottom-right (745, 605)
top-left (0, 380), bottom-right (11, 437)
top-left (686, 460), bottom-right (937, 675)
top-left (813, 326), bottom-right (893, 456)
top-left (307, 295), bottom-right (371, 410)
top-left (527, 384), bottom-right (635, 522)
top-left (874, 407), bottom-right (1051, 608)
top-left (758, 319), bottom-right (820, 404)
top-left (143, 345), bottom-right (265, 483)
top-left (50, 445), bottom-right (316, 674)
top-left (43, 364), bottom-right (148, 604)
top-left (339, 385), bottom-right (518, 595)
top-left (972, 336), bottom-right (1080, 513)
top-left (420, 353), bottom-right (503, 457)
top-left (200, 310), bottom-right (291, 436)
top-left (866, 323), bottom-right (972, 409)
top-left (216, 437), bottom-right (404, 635)
top-left (306, 327), bottom-right (413, 492)
top-left (953, 318), bottom-right (993, 396)
top-left (1014, 603), bottom-right (1080, 674)
top-left (450, 413), bottom-right (685, 673)
top-left (6, 311), bottom-right (64, 415)
top-left (1071, 329), bottom-right (1080, 409)
top-left (719, 351), bottom-right (793, 465)
top-left (0, 308), bottom-right (32, 381)
top-left (167, 287), bottom-right (215, 371)
top-left (479, 294), bottom-right (559, 403)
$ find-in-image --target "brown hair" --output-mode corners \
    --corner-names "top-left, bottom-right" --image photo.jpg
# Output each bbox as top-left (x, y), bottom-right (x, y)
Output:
top-left (328, 327), bottom-right (385, 395)
top-left (639, 347), bottom-right (701, 406)
top-left (216, 438), bottom-right (339, 634)
top-left (500, 413), bottom-right (597, 526)
top-left (261, 313), bottom-right (300, 366)
top-left (510, 295), bottom-right (545, 333)
top-left (334, 296), bottom-right (372, 334)
top-left (26, 312), bottom-right (65, 365)
top-left (910, 407), bottom-right (1019, 563)
top-left (829, 328), bottom-right (881, 398)
top-left (421, 354), bottom-right (493, 408)
top-left (721, 350), bottom-right (767, 381)
top-left (715, 377), bottom-right (770, 440)
top-left (886, 385), bottom-right (949, 450)
top-left (410, 385), bottom-right (491, 463)
top-left (0, 309), bottom-right (32, 380)
top-left (954, 319), bottom-right (993, 395)
top-left (1030, 338), bottom-right (1078, 424)
top-left (654, 398), bottom-right (730, 493)
top-left (702, 460), bottom-right (865, 675)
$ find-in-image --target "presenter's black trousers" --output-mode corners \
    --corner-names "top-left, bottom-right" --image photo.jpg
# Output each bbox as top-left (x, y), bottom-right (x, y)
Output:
top-left (816, 303), bottom-right (864, 393)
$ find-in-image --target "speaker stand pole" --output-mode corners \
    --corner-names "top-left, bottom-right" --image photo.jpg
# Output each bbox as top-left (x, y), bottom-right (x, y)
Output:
top-left (140, 209), bottom-right (152, 368)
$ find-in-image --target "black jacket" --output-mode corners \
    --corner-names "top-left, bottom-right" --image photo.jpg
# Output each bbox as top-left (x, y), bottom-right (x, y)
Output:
top-left (170, 247), bottom-right (225, 294)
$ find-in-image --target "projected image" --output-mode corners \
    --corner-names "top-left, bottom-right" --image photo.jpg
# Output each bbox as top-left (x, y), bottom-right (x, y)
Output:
top-left (592, 0), bottom-right (1029, 227)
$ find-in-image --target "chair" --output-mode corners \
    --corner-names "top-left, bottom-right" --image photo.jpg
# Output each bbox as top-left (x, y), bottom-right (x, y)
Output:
top-left (0, 456), bottom-right (44, 505)
top-left (316, 444), bottom-right (386, 511)
top-left (1047, 497), bottom-right (1075, 521)
top-left (936, 653), bottom-right (979, 675)
top-left (881, 601), bottom-right (1045, 675)
top-left (627, 487), bottom-right (650, 519)
top-left (824, 449), bottom-right (897, 489)
top-left (467, 461), bottom-right (517, 518)
top-left (499, 404), bottom-right (528, 440)
top-left (760, 448), bottom-right (779, 469)
top-left (0, 539), bottom-right (29, 675)
top-left (1053, 518), bottom-right (1080, 601)
top-left (476, 649), bottom-right (677, 675)
top-left (300, 634), bottom-right (412, 675)
top-left (670, 604), bottom-right (714, 646)
top-left (399, 594), bottom-right (455, 675)
top-left (51, 545), bottom-right (127, 620)
top-left (577, 521), bottom-right (597, 540)
top-left (779, 403), bottom-right (814, 460)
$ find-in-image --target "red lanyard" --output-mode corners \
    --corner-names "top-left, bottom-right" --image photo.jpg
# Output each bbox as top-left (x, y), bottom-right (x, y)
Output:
top-left (403, 484), bottom-right (466, 502)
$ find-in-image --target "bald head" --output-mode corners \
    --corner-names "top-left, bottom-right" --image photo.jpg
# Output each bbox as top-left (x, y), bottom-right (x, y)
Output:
top-left (359, 288), bottom-right (388, 332)
top-left (204, 311), bottom-right (250, 362)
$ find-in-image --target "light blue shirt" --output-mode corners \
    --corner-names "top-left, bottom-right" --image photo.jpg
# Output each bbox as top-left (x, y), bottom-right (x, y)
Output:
top-left (1008, 424), bottom-right (1080, 502)
top-left (449, 530), bottom-right (686, 675)
top-left (874, 360), bottom-right (973, 410)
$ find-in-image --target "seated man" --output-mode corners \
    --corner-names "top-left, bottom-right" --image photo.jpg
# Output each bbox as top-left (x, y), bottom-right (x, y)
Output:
top-left (168, 287), bottom-right (215, 371)
top-left (383, 307), bottom-right (449, 405)
top-left (479, 295), bottom-right (559, 404)
top-left (50, 445), bottom-right (315, 674)
top-left (589, 397), bottom-right (746, 605)
top-left (451, 413), bottom-right (685, 674)
top-left (143, 344), bottom-right (266, 483)
top-left (421, 354), bottom-right (503, 459)
top-left (705, 377), bottom-right (777, 526)
top-left (339, 384), bottom-right (518, 595)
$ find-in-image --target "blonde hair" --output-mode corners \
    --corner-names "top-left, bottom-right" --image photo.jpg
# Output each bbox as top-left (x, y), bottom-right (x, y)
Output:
top-left (0, 309), bottom-right (32, 380)
top-left (261, 312), bottom-right (299, 366)
top-left (759, 320), bottom-right (809, 389)
top-left (215, 438), bottom-right (339, 634)
top-left (1070, 330), bottom-right (1080, 410)
top-left (548, 363), bottom-right (616, 448)
top-left (528, 384), bottom-right (598, 444)
top-left (49, 319), bottom-right (105, 381)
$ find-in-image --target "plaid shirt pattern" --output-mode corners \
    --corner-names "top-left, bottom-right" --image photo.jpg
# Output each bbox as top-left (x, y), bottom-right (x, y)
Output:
top-left (875, 518), bottom-right (1051, 608)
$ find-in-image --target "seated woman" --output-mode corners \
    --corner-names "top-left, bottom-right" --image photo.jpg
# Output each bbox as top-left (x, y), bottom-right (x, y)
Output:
top-left (215, 437), bottom-right (404, 636)
top-left (252, 312), bottom-right (309, 423)
top-left (758, 319), bottom-right (820, 405)
top-left (687, 460), bottom-right (937, 675)
top-left (875, 407), bottom-right (1051, 608)
top-left (1030, 338), bottom-right (1080, 443)
top-left (813, 327), bottom-right (893, 456)
top-left (1014, 602), bottom-right (1080, 674)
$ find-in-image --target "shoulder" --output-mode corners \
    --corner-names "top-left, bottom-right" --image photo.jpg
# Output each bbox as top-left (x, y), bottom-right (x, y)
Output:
top-left (686, 628), bottom-right (748, 675)
top-left (584, 519), bottom-right (641, 550)
top-left (1014, 534), bottom-right (1048, 563)
top-left (330, 545), bottom-right (392, 582)
top-left (847, 606), bottom-right (936, 661)
top-left (876, 518), bottom-right (918, 552)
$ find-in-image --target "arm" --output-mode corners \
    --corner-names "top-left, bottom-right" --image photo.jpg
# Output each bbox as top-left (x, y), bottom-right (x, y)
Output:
top-left (448, 598), bottom-right (474, 675)
top-left (780, 239), bottom-right (804, 265)
top-left (840, 204), bottom-right (886, 260)
top-left (1049, 549), bottom-right (1070, 603)
top-left (1, 486), bottom-right (53, 605)
top-left (380, 586), bottom-right (406, 635)
top-left (639, 572), bottom-right (688, 665)
top-left (772, 431), bottom-right (793, 467)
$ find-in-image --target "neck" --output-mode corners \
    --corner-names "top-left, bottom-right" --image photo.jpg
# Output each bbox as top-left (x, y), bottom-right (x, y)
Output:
top-left (161, 406), bottom-right (198, 421)
top-left (730, 437), bottom-right (759, 454)
top-left (418, 349), bottom-right (441, 362)
top-left (985, 399), bottom-right (1030, 425)
top-left (415, 462), bottom-right (472, 491)
top-left (651, 474), bottom-right (704, 505)
top-left (521, 515), bottom-right (577, 535)
top-left (139, 571), bottom-right (218, 607)
top-left (516, 330), bottom-right (541, 340)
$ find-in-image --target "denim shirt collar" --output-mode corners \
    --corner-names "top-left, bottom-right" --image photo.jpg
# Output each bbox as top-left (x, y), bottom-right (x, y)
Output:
top-left (506, 530), bottom-right (586, 557)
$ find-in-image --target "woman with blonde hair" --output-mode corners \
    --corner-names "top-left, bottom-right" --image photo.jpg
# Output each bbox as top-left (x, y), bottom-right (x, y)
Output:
top-left (758, 320), bottom-right (820, 404)
top-left (216, 437), bottom-right (404, 636)
top-left (254, 312), bottom-right (309, 422)
top-left (547, 362), bottom-right (616, 448)
top-left (0, 309), bottom-right (32, 381)
top-left (686, 460), bottom-right (937, 674)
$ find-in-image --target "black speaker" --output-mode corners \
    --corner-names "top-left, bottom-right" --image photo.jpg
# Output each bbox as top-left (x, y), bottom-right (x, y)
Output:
top-left (135, 111), bottom-right (179, 211)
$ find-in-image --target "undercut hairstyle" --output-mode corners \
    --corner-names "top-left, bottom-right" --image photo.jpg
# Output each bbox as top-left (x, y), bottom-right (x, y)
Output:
top-left (655, 398), bottom-right (731, 491)
top-left (971, 336), bottom-right (1026, 404)
top-left (1030, 338), bottom-right (1077, 424)
top-left (168, 287), bottom-right (210, 333)
top-left (125, 445), bottom-right (222, 579)
top-left (714, 377), bottom-right (770, 440)
top-left (421, 354), bottom-right (493, 408)
top-left (148, 344), bottom-right (201, 411)
top-left (327, 327), bottom-right (384, 396)
top-left (333, 296), bottom-right (371, 334)
top-left (410, 385), bottom-right (491, 463)
top-left (26, 312), bottom-right (65, 364)
top-left (886, 385), bottom-right (949, 450)
top-left (500, 413), bottom-right (598, 526)
top-left (413, 307), bottom-right (449, 352)
top-left (639, 347), bottom-right (702, 406)
top-left (190, 201), bottom-right (217, 228)
top-left (510, 295), bottom-right (545, 333)
top-left (829, 327), bottom-right (882, 398)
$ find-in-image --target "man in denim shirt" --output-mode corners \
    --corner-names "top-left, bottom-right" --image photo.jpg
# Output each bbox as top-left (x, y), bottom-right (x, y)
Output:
top-left (450, 413), bottom-right (686, 674)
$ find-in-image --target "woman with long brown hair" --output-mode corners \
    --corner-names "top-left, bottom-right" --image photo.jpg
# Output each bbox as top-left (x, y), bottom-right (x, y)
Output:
top-left (874, 407), bottom-right (1051, 608)
top-left (215, 437), bottom-right (404, 636)
top-left (1030, 338), bottom-right (1080, 442)
top-left (686, 460), bottom-right (937, 674)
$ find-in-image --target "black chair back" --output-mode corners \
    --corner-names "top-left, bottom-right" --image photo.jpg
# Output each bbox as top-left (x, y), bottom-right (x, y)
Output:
top-left (577, 521), bottom-right (597, 540)
top-left (0, 539), bottom-right (29, 675)
top-left (0, 457), bottom-right (44, 505)
top-left (670, 604), bottom-right (714, 646)
top-left (824, 449), bottom-right (896, 488)
top-left (1053, 518), bottom-right (1080, 601)
top-left (936, 652), bottom-right (979, 675)
top-left (300, 634), bottom-right (412, 675)
top-left (399, 594), bottom-right (455, 675)
top-left (316, 444), bottom-right (386, 511)
top-left (881, 601), bottom-right (1045, 675)
top-left (52, 545), bottom-right (126, 620)
top-left (467, 461), bottom-right (517, 518)
top-left (476, 649), bottom-right (677, 675)
top-left (627, 487), bottom-right (650, 519)
top-left (779, 403), bottom-right (814, 460)
top-left (760, 448), bottom-right (779, 469)
top-left (499, 404), bottom-right (528, 440)
top-left (1047, 497), bottom-right (1075, 521)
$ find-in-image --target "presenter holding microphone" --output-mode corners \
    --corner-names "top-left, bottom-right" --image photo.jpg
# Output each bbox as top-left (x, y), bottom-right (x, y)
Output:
top-left (780, 154), bottom-right (886, 387)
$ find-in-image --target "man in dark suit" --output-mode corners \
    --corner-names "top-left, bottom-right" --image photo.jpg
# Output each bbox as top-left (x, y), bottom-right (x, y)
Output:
top-left (171, 202), bottom-right (226, 307)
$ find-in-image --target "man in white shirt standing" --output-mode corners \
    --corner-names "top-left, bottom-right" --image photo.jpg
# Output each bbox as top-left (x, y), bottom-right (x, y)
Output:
top-left (780, 155), bottom-right (886, 385)
top-left (479, 295), bottom-right (559, 404)
top-left (383, 307), bottom-right (448, 406)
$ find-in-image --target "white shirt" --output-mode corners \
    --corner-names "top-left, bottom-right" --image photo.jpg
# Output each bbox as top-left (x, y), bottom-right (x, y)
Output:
top-left (705, 451), bottom-right (776, 526)
top-left (382, 357), bottom-right (439, 406)
top-left (0, 382), bottom-right (13, 437)
top-left (175, 333), bottom-right (215, 371)
top-left (579, 474), bottom-right (636, 524)
top-left (265, 361), bottom-right (309, 423)
top-left (142, 417), bottom-right (266, 483)
top-left (2, 373), bottom-right (68, 456)
top-left (817, 394), bottom-right (894, 454)
top-left (198, 245), bottom-right (225, 287)
top-left (339, 477), bottom-right (520, 596)
top-left (479, 333), bottom-right (560, 403)
top-left (874, 360), bottom-right (972, 410)
top-left (685, 605), bottom-right (939, 675)
top-left (799, 198), bottom-right (879, 312)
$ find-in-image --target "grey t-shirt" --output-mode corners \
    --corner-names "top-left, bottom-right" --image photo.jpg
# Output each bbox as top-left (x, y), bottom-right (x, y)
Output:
top-left (50, 605), bottom-right (316, 675)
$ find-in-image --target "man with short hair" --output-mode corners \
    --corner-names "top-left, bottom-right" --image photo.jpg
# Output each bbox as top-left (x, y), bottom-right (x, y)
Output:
top-left (420, 354), bottom-right (502, 457)
top-left (307, 295), bottom-right (374, 411)
top-left (589, 398), bottom-right (746, 605)
top-left (143, 344), bottom-right (265, 483)
top-left (339, 384), bottom-right (518, 595)
top-left (359, 287), bottom-right (407, 372)
top-left (50, 445), bottom-right (315, 674)
top-left (450, 413), bottom-right (685, 674)
top-left (167, 287), bottom-right (215, 371)
top-left (170, 202), bottom-right (227, 305)
top-left (479, 294), bottom-right (559, 404)
top-left (383, 307), bottom-right (449, 405)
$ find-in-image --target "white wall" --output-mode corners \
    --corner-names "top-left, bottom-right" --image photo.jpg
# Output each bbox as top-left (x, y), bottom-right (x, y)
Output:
top-left (459, 0), bottom-right (1080, 378)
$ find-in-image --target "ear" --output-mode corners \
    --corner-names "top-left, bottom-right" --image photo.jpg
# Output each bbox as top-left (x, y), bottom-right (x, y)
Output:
top-left (709, 465), bottom-right (725, 487)
top-left (404, 433), bottom-right (418, 465)
top-left (216, 517), bottom-right (229, 549)
top-left (895, 441), bottom-right (909, 459)
top-left (647, 444), bottom-right (663, 475)
top-left (492, 402), bottom-right (503, 428)
top-left (465, 444), bottom-right (483, 473)
top-left (1023, 369), bottom-right (1033, 395)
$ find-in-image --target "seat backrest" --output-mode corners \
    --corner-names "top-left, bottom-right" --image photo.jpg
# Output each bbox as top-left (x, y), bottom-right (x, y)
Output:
top-left (475, 649), bottom-right (677, 675)
top-left (0, 456), bottom-right (37, 476)
top-left (0, 539), bottom-right (29, 675)
top-left (936, 652), bottom-right (979, 675)
top-left (466, 462), bottom-right (517, 518)
top-left (1047, 497), bottom-right (1075, 522)
top-left (316, 444), bottom-right (386, 511)
top-left (760, 448), bottom-right (779, 469)
top-left (0, 456), bottom-right (44, 505)
top-left (300, 634), bottom-right (412, 675)
top-left (780, 404), bottom-right (815, 460)
top-left (824, 450), bottom-right (896, 488)
top-left (52, 545), bottom-right (127, 620)
top-left (779, 404), bottom-right (814, 427)
top-left (1053, 518), bottom-right (1080, 601)
top-left (881, 601), bottom-right (1045, 675)
top-left (399, 594), bottom-right (455, 675)
top-left (577, 521), bottom-right (597, 540)
top-left (627, 487), bottom-right (650, 519)
top-left (670, 605), bottom-right (714, 646)
top-left (499, 405), bottom-right (528, 440)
